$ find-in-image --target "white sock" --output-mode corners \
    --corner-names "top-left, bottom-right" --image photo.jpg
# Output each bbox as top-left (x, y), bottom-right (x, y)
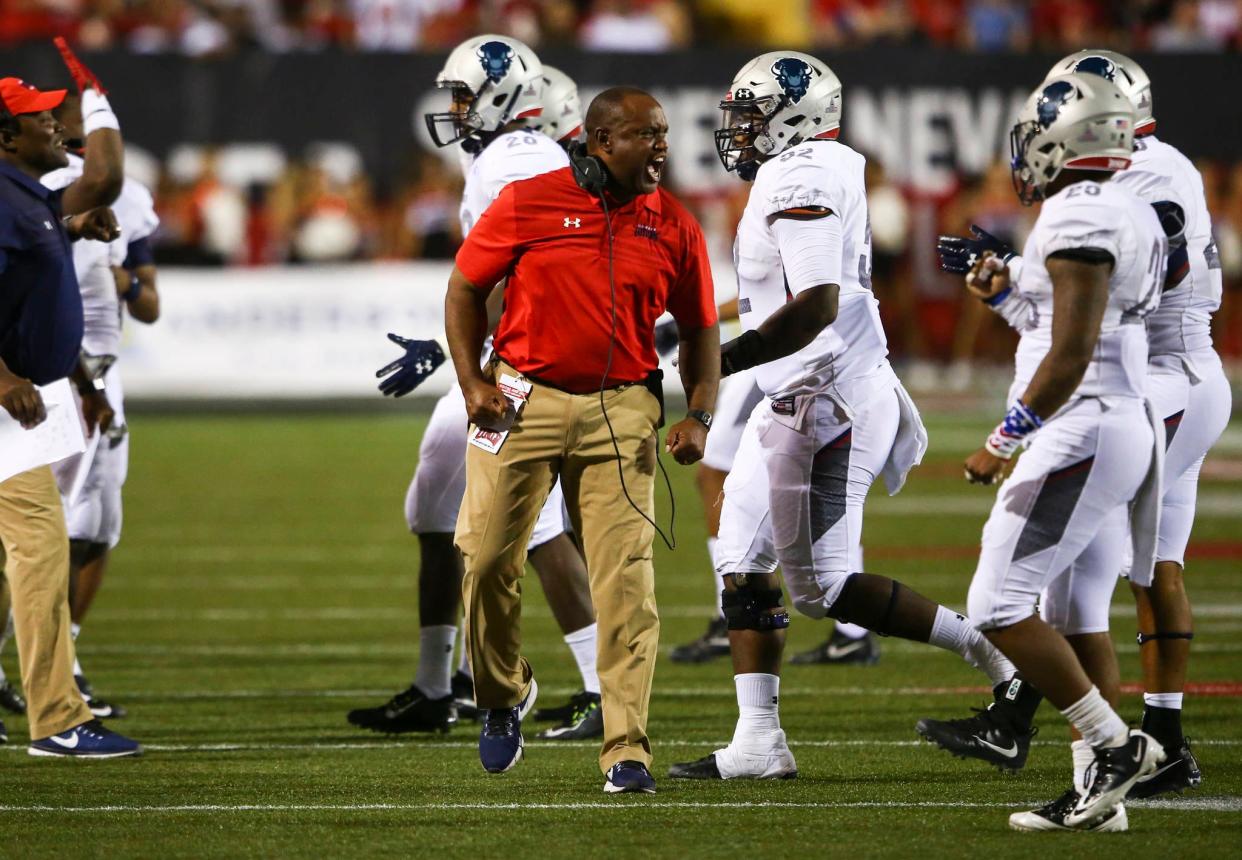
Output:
top-left (1144, 691), bottom-right (1183, 710)
top-left (1071, 739), bottom-right (1095, 793)
top-left (833, 621), bottom-right (868, 640)
top-left (708, 537), bottom-right (723, 618)
top-left (456, 626), bottom-right (471, 679)
top-left (71, 622), bottom-right (81, 640)
top-left (1061, 686), bottom-right (1129, 749)
top-left (414, 625), bottom-right (456, 699)
top-left (732, 673), bottom-right (781, 743)
top-left (70, 622), bottom-right (84, 677)
top-left (563, 623), bottom-right (600, 694)
top-left (927, 606), bottom-right (1016, 685)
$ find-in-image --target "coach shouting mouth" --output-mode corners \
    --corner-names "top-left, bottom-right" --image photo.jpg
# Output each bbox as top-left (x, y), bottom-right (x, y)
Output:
top-left (444, 87), bottom-right (719, 794)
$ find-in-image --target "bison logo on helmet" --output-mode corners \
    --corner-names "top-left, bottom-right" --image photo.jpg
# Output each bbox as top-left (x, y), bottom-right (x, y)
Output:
top-left (771, 57), bottom-right (813, 103)
top-left (1073, 56), bottom-right (1118, 82)
top-left (1037, 80), bottom-right (1078, 129)
top-left (477, 41), bottom-right (515, 84)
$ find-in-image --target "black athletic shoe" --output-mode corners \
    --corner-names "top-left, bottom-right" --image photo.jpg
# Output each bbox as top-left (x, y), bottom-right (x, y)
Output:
top-left (790, 629), bottom-right (880, 665)
top-left (669, 617), bottom-right (731, 664)
top-left (0, 716), bottom-right (7, 744)
top-left (916, 703), bottom-right (1036, 772)
top-left (0, 681), bottom-right (25, 714)
top-left (534, 689), bottom-right (592, 723)
top-left (452, 671), bottom-right (480, 722)
top-left (1066, 731), bottom-right (1164, 827)
top-left (1126, 737), bottom-right (1201, 799)
top-left (668, 753), bottom-right (723, 780)
top-left (346, 684), bottom-right (456, 734)
top-left (1009, 788), bottom-right (1128, 832)
top-left (538, 692), bottom-right (603, 740)
top-left (75, 675), bottom-right (127, 719)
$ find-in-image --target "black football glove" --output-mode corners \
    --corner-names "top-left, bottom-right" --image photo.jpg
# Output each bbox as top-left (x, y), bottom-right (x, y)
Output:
top-left (654, 319), bottom-right (680, 358)
top-left (376, 333), bottom-right (445, 397)
top-left (937, 224), bottom-right (1015, 274)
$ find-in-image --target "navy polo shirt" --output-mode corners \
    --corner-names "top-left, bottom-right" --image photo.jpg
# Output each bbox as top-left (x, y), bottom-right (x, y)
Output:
top-left (0, 160), bottom-right (84, 385)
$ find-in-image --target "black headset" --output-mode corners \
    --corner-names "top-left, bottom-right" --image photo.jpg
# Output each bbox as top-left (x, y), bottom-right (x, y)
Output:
top-left (568, 142), bottom-right (607, 196)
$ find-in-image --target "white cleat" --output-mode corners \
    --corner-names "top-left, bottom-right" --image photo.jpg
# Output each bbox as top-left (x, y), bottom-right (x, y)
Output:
top-left (1009, 788), bottom-right (1128, 832)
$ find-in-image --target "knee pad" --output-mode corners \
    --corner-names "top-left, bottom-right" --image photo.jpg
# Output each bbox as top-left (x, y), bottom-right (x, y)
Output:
top-left (824, 572), bottom-right (901, 635)
top-left (721, 573), bottom-right (790, 632)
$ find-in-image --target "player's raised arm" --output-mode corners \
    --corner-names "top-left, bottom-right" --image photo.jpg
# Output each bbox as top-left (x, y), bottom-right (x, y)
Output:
top-left (55, 39), bottom-right (123, 216)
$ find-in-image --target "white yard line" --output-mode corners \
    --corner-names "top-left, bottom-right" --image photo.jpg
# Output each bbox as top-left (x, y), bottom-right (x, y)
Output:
top-left (0, 798), bottom-right (1238, 813)
top-left (73, 641), bottom-right (1242, 658)
top-left (80, 603), bottom-right (1242, 623)
top-left (2, 738), bottom-right (1239, 753)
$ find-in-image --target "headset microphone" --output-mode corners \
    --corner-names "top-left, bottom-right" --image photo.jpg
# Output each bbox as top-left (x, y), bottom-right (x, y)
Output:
top-left (572, 141), bottom-right (677, 549)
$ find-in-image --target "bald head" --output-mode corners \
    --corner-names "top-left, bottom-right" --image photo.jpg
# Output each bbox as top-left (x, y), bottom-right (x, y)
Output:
top-left (583, 87), bottom-right (669, 199)
top-left (585, 86), bottom-right (659, 137)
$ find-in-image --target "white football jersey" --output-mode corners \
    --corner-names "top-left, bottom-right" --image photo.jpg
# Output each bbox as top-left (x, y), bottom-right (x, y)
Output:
top-left (1111, 135), bottom-right (1221, 358)
top-left (735, 140), bottom-right (889, 404)
top-left (1010, 180), bottom-right (1166, 405)
top-left (42, 155), bottom-right (160, 356)
top-left (459, 129), bottom-right (569, 237)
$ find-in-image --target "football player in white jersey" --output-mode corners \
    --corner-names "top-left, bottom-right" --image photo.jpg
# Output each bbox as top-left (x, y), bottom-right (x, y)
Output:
top-left (925, 73), bottom-right (1169, 832)
top-left (36, 92), bottom-right (161, 721)
top-left (669, 52), bottom-right (1020, 783)
top-left (932, 51), bottom-right (1228, 803)
top-left (350, 38), bottom-right (602, 740)
top-left (669, 300), bottom-right (879, 667)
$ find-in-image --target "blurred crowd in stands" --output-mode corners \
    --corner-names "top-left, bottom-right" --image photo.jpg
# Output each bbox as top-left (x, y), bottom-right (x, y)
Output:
top-left (139, 139), bottom-right (1240, 366)
top-left (3, 1), bottom-right (1242, 55)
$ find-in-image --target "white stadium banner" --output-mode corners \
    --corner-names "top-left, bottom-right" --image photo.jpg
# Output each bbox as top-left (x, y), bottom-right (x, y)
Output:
top-left (120, 263), bottom-right (456, 400)
top-left (120, 261), bottom-right (739, 400)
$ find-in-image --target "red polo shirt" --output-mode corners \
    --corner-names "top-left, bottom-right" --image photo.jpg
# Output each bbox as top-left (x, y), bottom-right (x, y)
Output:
top-left (455, 167), bottom-right (717, 393)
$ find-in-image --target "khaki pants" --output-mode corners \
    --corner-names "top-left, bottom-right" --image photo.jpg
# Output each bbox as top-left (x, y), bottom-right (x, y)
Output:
top-left (0, 466), bottom-right (92, 739)
top-left (457, 362), bottom-right (661, 773)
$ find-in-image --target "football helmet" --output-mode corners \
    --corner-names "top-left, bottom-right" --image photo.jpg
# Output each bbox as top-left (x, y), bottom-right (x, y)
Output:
top-left (536, 65), bottom-right (583, 145)
top-left (715, 51), bottom-right (842, 181)
top-left (1010, 72), bottom-right (1135, 206)
top-left (1048, 49), bottom-right (1154, 136)
top-left (425, 34), bottom-right (544, 149)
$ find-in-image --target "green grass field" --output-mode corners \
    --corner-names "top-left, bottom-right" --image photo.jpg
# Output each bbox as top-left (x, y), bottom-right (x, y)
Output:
top-left (3, 408), bottom-right (1240, 858)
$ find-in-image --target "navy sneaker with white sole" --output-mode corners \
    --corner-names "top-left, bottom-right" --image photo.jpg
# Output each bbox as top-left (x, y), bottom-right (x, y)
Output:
top-left (605, 760), bottom-right (656, 794)
top-left (28, 719), bottom-right (142, 758)
top-left (479, 678), bottom-right (538, 774)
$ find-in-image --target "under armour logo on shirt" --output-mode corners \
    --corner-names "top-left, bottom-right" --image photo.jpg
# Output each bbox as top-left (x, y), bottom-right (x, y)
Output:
top-left (564, 217), bottom-right (581, 228)
top-left (44, 221), bottom-right (54, 230)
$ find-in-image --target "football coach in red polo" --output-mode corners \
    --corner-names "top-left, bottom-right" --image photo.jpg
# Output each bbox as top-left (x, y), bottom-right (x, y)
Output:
top-left (445, 86), bottom-right (719, 793)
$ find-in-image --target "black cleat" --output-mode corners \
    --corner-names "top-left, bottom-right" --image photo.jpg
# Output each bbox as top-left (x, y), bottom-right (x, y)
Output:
top-left (0, 681), bottom-right (25, 714)
top-left (669, 617), bottom-right (731, 664)
top-left (668, 753), bottom-right (724, 780)
top-left (538, 692), bottom-right (603, 740)
top-left (1126, 737), bottom-right (1201, 799)
top-left (75, 675), bottom-right (127, 719)
top-left (452, 671), bottom-right (480, 722)
top-left (534, 689), bottom-right (592, 723)
top-left (790, 629), bottom-right (880, 665)
top-left (0, 716), bottom-right (7, 744)
top-left (1009, 788), bottom-right (1128, 832)
top-left (347, 684), bottom-right (456, 734)
top-left (916, 703), bottom-right (1036, 772)
top-left (1067, 731), bottom-right (1164, 827)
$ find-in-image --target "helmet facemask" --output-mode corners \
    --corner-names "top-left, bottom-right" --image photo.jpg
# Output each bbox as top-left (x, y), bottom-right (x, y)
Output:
top-left (425, 83), bottom-right (487, 148)
top-left (715, 96), bottom-right (779, 182)
top-left (1009, 119), bottom-right (1048, 206)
